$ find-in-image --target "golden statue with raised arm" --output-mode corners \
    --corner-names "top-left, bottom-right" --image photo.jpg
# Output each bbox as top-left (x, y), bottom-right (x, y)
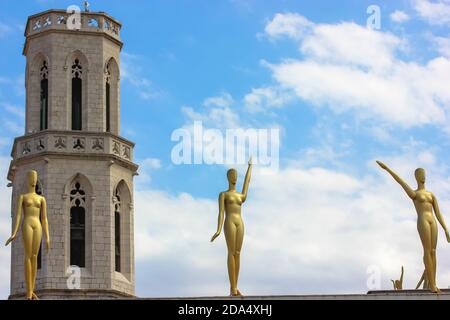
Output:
top-left (376, 161), bottom-right (450, 293)
top-left (5, 170), bottom-right (50, 300)
top-left (211, 157), bottom-right (252, 297)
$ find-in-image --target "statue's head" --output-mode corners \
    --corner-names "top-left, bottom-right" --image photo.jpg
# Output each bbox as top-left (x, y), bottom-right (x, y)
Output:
top-left (227, 168), bottom-right (237, 184)
top-left (415, 168), bottom-right (426, 184)
top-left (27, 170), bottom-right (37, 188)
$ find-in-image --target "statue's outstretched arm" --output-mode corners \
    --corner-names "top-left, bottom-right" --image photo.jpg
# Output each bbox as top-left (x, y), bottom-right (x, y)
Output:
top-left (211, 192), bottom-right (225, 242)
top-left (241, 157), bottom-right (253, 202)
top-left (376, 161), bottom-right (416, 200)
top-left (432, 194), bottom-right (450, 242)
top-left (5, 194), bottom-right (23, 246)
top-left (41, 197), bottom-right (50, 250)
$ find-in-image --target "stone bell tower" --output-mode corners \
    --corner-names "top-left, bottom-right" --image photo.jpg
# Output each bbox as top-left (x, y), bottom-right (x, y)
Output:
top-left (7, 7), bottom-right (138, 299)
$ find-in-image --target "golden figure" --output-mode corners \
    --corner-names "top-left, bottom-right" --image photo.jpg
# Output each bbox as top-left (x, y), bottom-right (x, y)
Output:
top-left (377, 161), bottom-right (450, 293)
top-left (5, 170), bottom-right (50, 300)
top-left (211, 157), bottom-right (252, 297)
top-left (391, 266), bottom-right (404, 290)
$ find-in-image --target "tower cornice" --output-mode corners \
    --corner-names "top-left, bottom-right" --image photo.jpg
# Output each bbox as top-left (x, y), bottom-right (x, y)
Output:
top-left (7, 130), bottom-right (138, 181)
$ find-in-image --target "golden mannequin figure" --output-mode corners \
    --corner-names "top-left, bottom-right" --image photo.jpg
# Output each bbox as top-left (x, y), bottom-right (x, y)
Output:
top-left (211, 157), bottom-right (252, 297)
top-left (391, 266), bottom-right (404, 290)
top-left (5, 170), bottom-right (50, 300)
top-left (377, 161), bottom-right (450, 293)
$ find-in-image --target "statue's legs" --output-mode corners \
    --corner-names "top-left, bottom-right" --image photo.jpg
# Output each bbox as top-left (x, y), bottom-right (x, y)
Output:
top-left (22, 221), bottom-right (42, 300)
top-left (418, 219), bottom-right (439, 293)
top-left (31, 223), bottom-right (42, 297)
top-left (235, 222), bottom-right (244, 295)
top-left (224, 218), bottom-right (244, 296)
top-left (22, 224), bottom-right (34, 300)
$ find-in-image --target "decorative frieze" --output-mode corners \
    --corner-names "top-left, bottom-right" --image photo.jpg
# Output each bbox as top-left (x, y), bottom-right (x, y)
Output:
top-left (14, 131), bottom-right (134, 162)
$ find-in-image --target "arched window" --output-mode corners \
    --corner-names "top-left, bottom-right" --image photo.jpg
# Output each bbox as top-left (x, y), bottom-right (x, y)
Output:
top-left (105, 63), bottom-right (111, 132)
top-left (113, 180), bottom-right (132, 280)
top-left (104, 58), bottom-right (119, 134)
top-left (114, 188), bottom-right (121, 272)
top-left (39, 61), bottom-right (48, 130)
top-left (71, 59), bottom-right (83, 131)
top-left (70, 182), bottom-right (85, 267)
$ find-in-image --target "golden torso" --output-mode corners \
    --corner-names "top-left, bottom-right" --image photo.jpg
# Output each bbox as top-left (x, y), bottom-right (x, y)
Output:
top-left (413, 189), bottom-right (435, 223)
top-left (22, 193), bottom-right (42, 225)
top-left (223, 190), bottom-right (244, 217)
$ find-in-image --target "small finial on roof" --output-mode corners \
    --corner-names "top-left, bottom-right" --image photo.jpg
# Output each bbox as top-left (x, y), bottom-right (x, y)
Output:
top-left (83, 1), bottom-right (90, 12)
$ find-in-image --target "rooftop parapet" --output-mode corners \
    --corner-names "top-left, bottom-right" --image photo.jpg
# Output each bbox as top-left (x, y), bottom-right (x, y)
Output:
top-left (24, 9), bottom-right (122, 52)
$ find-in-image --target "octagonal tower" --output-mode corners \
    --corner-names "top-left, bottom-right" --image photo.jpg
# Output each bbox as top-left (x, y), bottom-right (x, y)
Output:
top-left (7, 8), bottom-right (138, 299)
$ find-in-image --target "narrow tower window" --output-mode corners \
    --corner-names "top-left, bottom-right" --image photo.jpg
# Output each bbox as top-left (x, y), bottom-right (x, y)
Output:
top-left (40, 61), bottom-right (48, 131)
top-left (71, 59), bottom-right (83, 131)
top-left (114, 189), bottom-right (121, 272)
top-left (105, 63), bottom-right (111, 132)
top-left (70, 182), bottom-right (86, 267)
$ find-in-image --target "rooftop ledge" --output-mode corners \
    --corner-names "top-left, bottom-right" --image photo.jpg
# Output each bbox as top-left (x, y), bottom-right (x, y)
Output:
top-left (24, 9), bottom-right (122, 44)
top-left (141, 290), bottom-right (450, 300)
top-left (8, 290), bottom-right (450, 300)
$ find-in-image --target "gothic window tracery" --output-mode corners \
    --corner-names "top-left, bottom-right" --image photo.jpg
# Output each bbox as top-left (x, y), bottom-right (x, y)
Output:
top-left (71, 59), bottom-right (83, 131)
top-left (114, 188), bottom-right (121, 272)
top-left (40, 60), bottom-right (48, 130)
top-left (70, 182), bottom-right (86, 267)
top-left (105, 62), bottom-right (111, 132)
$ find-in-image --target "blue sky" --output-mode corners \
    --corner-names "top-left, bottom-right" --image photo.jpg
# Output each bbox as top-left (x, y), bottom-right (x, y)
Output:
top-left (1, 0), bottom-right (450, 298)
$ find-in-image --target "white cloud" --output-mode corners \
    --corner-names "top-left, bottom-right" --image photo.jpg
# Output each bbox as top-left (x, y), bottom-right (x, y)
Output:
top-left (434, 35), bottom-right (450, 57)
top-left (203, 92), bottom-right (234, 109)
top-left (1, 103), bottom-right (24, 119)
top-left (0, 23), bottom-right (12, 38)
top-left (299, 21), bottom-right (403, 70)
top-left (390, 10), bottom-right (410, 23)
top-left (182, 92), bottom-right (240, 129)
top-left (0, 75), bottom-right (25, 97)
top-left (3, 119), bottom-right (23, 135)
top-left (121, 52), bottom-right (161, 101)
top-left (141, 158), bottom-right (162, 170)
top-left (244, 87), bottom-right (292, 113)
top-left (264, 13), bottom-right (313, 40)
top-left (413, 0), bottom-right (450, 25)
top-left (0, 138), bottom-right (10, 149)
top-left (229, 0), bottom-right (255, 13)
top-left (262, 13), bottom-right (450, 129)
top-left (135, 158), bottom-right (162, 186)
top-left (134, 148), bottom-right (450, 297)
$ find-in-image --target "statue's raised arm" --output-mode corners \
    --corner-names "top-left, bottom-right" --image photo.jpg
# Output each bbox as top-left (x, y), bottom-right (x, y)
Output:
top-left (241, 157), bottom-right (252, 202)
top-left (376, 160), bottom-right (416, 200)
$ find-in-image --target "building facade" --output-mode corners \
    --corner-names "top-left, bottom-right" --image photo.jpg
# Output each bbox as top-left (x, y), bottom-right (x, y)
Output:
top-left (7, 8), bottom-right (138, 299)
